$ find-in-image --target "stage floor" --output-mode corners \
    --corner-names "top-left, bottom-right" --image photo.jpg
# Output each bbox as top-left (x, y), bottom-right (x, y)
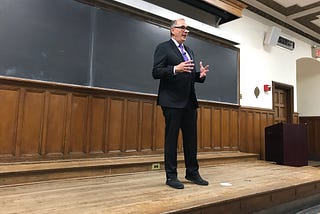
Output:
top-left (0, 161), bottom-right (320, 214)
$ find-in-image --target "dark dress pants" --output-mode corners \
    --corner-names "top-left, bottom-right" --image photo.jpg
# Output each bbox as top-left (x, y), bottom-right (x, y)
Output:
top-left (161, 101), bottom-right (199, 179)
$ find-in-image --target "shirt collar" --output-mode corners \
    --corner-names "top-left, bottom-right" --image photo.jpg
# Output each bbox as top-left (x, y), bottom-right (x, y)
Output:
top-left (171, 38), bottom-right (183, 48)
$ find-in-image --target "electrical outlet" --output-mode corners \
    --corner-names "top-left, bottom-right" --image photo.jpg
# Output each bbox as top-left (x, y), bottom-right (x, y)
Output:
top-left (151, 163), bottom-right (161, 170)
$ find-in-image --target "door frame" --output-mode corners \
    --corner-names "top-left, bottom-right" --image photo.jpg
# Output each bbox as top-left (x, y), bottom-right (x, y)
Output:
top-left (272, 81), bottom-right (294, 123)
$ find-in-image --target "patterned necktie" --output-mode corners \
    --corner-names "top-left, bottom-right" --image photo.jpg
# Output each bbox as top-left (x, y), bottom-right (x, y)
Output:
top-left (179, 44), bottom-right (189, 61)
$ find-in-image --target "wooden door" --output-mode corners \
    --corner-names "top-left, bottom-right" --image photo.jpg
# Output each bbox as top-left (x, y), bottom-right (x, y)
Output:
top-left (273, 82), bottom-right (294, 124)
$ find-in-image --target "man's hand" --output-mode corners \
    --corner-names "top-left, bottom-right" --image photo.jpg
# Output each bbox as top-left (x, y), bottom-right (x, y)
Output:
top-left (199, 61), bottom-right (209, 78)
top-left (175, 60), bottom-right (194, 73)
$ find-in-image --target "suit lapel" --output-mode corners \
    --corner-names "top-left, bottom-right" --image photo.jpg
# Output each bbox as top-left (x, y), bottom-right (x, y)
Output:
top-left (168, 40), bottom-right (194, 62)
top-left (169, 40), bottom-right (184, 61)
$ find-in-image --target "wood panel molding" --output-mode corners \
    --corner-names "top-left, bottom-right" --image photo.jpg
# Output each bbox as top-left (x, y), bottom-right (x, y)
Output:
top-left (293, 112), bottom-right (300, 124)
top-left (1, 77), bottom-right (297, 162)
top-left (300, 116), bottom-right (320, 160)
top-left (202, 0), bottom-right (247, 17)
top-left (240, 107), bottom-right (275, 159)
top-left (198, 102), bottom-right (240, 151)
top-left (0, 77), bottom-right (243, 161)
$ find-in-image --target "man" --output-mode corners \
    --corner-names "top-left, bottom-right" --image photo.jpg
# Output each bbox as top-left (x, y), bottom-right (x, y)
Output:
top-left (152, 18), bottom-right (209, 189)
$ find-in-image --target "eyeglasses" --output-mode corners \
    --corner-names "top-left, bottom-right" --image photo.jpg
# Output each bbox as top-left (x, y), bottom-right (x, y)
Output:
top-left (173, 25), bottom-right (189, 31)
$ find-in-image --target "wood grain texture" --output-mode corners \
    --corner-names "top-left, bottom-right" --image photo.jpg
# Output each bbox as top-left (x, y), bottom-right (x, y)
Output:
top-left (0, 152), bottom-right (259, 186)
top-left (240, 107), bottom-right (275, 159)
top-left (0, 87), bottom-right (19, 156)
top-left (0, 161), bottom-right (319, 214)
top-left (0, 77), bottom-right (302, 162)
top-left (300, 117), bottom-right (320, 160)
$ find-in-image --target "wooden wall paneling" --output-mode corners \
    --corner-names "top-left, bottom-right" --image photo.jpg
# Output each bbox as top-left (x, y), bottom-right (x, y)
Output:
top-left (137, 101), bottom-right (143, 152)
top-left (312, 119), bottom-right (320, 159)
top-left (140, 101), bottom-right (155, 152)
top-left (293, 113), bottom-right (299, 124)
top-left (308, 118), bottom-right (315, 158)
top-left (259, 113), bottom-right (268, 160)
top-left (44, 92), bottom-right (68, 156)
top-left (310, 118), bottom-right (319, 159)
top-left (268, 112), bottom-right (274, 125)
top-left (107, 97), bottom-right (124, 153)
top-left (122, 98), bottom-right (128, 153)
top-left (63, 93), bottom-right (72, 155)
top-left (19, 89), bottom-right (45, 156)
top-left (124, 99), bottom-right (140, 153)
top-left (300, 117), bottom-right (320, 160)
top-left (0, 77), bottom-right (283, 160)
top-left (88, 96), bottom-right (107, 154)
top-left (0, 87), bottom-right (20, 157)
top-left (85, 96), bottom-right (92, 154)
top-left (103, 97), bottom-right (111, 154)
top-left (240, 108), bottom-right (275, 158)
top-left (14, 88), bottom-right (25, 157)
top-left (221, 108), bottom-right (231, 149)
top-left (212, 108), bottom-right (222, 150)
top-left (68, 94), bottom-right (89, 155)
top-left (229, 109), bottom-right (239, 150)
top-left (40, 92), bottom-right (49, 156)
top-left (200, 106), bottom-right (213, 150)
top-left (300, 117), bottom-right (311, 158)
top-left (245, 111), bottom-right (254, 153)
top-left (239, 110), bottom-right (248, 152)
top-left (253, 112), bottom-right (261, 155)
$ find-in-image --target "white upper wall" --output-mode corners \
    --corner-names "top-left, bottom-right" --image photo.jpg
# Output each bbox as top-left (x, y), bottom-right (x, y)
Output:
top-left (219, 10), bottom-right (313, 111)
top-left (114, 0), bottom-right (314, 112)
top-left (112, 0), bottom-right (239, 44)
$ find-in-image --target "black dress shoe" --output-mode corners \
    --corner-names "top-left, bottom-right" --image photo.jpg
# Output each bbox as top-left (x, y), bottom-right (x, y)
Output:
top-left (166, 178), bottom-right (184, 189)
top-left (185, 174), bottom-right (209, 186)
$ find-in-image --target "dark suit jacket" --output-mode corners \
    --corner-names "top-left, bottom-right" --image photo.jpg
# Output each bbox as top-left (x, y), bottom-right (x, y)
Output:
top-left (152, 39), bottom-right (205, 108)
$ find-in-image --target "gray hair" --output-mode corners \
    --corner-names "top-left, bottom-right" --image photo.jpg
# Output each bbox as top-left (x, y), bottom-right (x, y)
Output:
top-left (170, 18), bottom-right (185, 28)
top-left (170, 18), bottom-right (185, 36)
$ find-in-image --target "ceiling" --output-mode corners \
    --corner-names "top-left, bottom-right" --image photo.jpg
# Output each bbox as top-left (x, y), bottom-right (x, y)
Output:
top-left (239, 0), bottom-right (320, 44)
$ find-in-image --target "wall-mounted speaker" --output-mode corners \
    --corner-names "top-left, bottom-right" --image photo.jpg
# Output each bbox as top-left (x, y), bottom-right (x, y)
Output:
top-left (264, 26), bottom-right (281, 46)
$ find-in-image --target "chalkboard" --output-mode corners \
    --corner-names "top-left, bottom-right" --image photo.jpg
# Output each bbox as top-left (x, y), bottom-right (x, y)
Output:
top-left (0, 0), bottom-right (91, 85)
top-left (188, 37), bottom-right (238, 103)
top-left (0, 0), bottom-right (239, 104)
top-left (93, 7), bottom-right (238, 103)
top-left (92, 8), bottom-right (167, 94)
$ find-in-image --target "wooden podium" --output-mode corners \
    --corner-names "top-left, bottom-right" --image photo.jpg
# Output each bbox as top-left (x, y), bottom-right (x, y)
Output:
top-left (265, 123), bottom-right (308, 166)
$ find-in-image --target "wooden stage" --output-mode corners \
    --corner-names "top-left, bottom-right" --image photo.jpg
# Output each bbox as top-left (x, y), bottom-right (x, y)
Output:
top-left (1, 157), bottom-right (320, 214)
